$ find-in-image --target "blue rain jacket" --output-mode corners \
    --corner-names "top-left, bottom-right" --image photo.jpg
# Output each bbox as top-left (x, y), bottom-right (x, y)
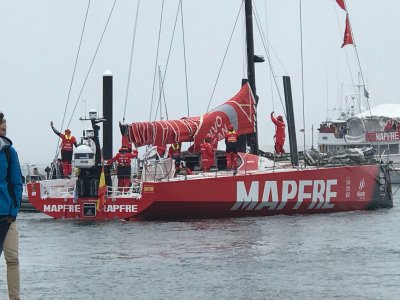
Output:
top-left (0, 136), bottom-right (23, 219)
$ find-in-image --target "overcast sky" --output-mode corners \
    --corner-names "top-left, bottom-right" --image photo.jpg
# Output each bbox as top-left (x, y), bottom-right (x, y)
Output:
top-left (1, 0), bottom-right (399, 167)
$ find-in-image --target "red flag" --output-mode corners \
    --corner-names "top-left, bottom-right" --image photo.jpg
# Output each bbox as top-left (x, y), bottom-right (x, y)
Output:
top-left (341, 15), bottom-right (353, 48)
top-left (96, 167), bottom-right (107, 212)
top-left (336, 0), bottom-right (346, 11)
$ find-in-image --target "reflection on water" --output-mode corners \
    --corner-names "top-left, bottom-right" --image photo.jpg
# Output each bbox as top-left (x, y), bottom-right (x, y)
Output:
top-left (1, 187), bottom-right (400, 299)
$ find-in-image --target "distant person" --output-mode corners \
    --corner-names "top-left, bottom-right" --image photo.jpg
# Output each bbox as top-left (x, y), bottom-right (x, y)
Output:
top-left (384, 119), bottom-right (393, 131)
top-left (45, 166), bottom-right (51, 179)
top-left (225, 124), bottom-right (239, 172)
top-left (33, 167), bottom-right (39, 176)
top-left (270, 111), bottom-right (286, 155)
top-left (0, 111), bottom-right (23, 300)
top-left (339, 125), bottom-right (346, 138)
top-left (392, 120), bottom-right (397, 131)
top-left (50, 121), bottom-right (78, 177)
top-left (108, 146), bottom-right (138, 188)
top-left (200, 135), bottom-right (215, 171)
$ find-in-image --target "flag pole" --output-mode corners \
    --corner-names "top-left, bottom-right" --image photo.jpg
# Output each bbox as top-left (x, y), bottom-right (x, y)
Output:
top-left (340, 0), bottom-right (372, 116)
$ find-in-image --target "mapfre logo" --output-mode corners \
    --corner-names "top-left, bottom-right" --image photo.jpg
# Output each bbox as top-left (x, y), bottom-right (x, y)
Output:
top-left (357, 178), bottom-right (366, 198)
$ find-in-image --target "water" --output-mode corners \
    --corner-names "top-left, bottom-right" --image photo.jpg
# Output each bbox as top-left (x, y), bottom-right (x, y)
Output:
top-left (2, 186), bottom-right (400, 300)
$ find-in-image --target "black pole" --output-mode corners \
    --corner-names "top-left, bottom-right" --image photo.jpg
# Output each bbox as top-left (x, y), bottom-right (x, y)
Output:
top-left (244, 0), bottom-right (259, 155)
top-left (103, 71), bottom-right (113, 187)
top-left (103, 71), bottom-right (113, 160)
top-left (283, 76), bottom-right (299, 166)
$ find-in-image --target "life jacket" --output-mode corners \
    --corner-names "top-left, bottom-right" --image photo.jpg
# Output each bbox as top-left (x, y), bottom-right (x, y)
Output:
top-left (225, 130), bottom-right (238, 143)
top-left (61, 134), bottom-right (76, 151)
top-left (115, 153), bottom-right (134, 167)
top-left (169, 143), bottom-right (181, 157)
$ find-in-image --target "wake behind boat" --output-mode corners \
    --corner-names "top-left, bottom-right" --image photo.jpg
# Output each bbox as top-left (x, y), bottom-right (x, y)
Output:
top-left (27, 0), bottom-right (393, 220)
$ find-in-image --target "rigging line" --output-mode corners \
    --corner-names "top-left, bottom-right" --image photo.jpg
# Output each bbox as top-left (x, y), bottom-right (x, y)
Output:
top-left (253, 3), bottom-right (289, 76)
top-left (158, 65), bottom-right (169, 120)
top-left (242, 14), bottom-right (246, 79)
top-left (123, 0), bottom-right (141, 123)
top-left (67, 0), bottom-right (118, 127)
top-left (52, 0), bottom-right (91, 168)
top-left (335, 1), bottom-right (376, 150)
top-left (252, 3), bottom-right (285, 116)
top-left (60, 0), bottom-right (91, 132)
top-left (206, 0), bottom-right (244, 113)
top-left (153, 65), bottom-right (162, 120)
top-left (332, 0), bottom-right (355, 104)
top-left (180, 0), bottom-right (190, 117)
top-left (299, 0), bottom-right (306, 154)
top-left (149, 0), bottom-right (165, 122)
top-left (344, 2), bottom-right (372, 116)
top-left (263, 0), bottom-right (274, 111)
top-left (332, 0), bottom-right (372, 146)
top-left (154, 0), bottom-right (181, 121)
top-left (158, 66), bottom-right (163, 120)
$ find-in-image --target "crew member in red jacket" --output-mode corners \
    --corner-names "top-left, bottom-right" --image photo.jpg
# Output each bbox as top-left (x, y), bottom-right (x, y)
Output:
top-left (109, 146), bottom-right (138, 188)
top-left (225, 124), bottom-right (239, 171)
top-left (50, 121), bottom-right (78, 177)
top-left (270, 112), bottom-right (286, 155)
top-left (200, 136), bottom-right (215, 172)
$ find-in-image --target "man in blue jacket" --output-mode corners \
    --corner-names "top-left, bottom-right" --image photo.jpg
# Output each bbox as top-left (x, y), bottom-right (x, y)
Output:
top-left (0, 112), bottom-right (23, 256)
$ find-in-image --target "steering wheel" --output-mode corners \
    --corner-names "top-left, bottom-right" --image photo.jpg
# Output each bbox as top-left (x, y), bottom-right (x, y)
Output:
top-left (143, 146), bottom-right (173, 180)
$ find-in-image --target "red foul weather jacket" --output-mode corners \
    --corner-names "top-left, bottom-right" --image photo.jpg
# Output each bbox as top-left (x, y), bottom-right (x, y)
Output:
top-left (270, 115), bottom-right (286, 144)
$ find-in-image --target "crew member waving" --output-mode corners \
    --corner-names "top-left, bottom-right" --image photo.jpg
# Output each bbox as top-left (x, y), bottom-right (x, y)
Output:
top-left (50, 121), bottom-right (78, 177)
top-left (270, 112), bottom-right (286, 155)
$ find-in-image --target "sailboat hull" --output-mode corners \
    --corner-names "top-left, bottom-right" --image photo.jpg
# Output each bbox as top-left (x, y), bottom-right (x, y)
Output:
top-left (27, 164), bottom-right (392, 220)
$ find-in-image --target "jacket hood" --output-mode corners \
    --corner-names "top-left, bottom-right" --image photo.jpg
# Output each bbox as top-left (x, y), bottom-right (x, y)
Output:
top-left (0, 136), bottom-right (12, 151)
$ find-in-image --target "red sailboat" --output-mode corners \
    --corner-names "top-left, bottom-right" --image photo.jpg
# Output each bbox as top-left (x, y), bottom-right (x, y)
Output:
top-left (27, 0), bottom-right (392, 220)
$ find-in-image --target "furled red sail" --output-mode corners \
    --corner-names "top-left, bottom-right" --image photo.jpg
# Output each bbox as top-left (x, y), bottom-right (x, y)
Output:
top-left (127, 83), bottom-right (255, 153)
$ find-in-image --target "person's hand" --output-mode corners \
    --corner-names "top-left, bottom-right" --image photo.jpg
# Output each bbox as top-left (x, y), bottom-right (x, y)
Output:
top-left (50, 121), bottom-right (53, 126)
top-left (271, 111), bottom-right (274, 116)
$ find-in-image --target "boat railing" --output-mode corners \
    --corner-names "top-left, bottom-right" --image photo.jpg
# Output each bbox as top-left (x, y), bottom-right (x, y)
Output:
top-left (107, 182), bottom-right (141, 197)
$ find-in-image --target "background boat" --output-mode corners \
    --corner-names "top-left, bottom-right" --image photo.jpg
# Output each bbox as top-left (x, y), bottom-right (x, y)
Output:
top-left (317, 104), bottom-right (400, 184)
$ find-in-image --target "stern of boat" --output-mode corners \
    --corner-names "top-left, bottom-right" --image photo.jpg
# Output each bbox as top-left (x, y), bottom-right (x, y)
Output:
top-left (367, 164), bottom-right (393, 209)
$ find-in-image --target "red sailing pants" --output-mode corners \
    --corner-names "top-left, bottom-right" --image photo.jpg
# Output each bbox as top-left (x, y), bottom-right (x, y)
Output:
top-left (274, 141), bottom-right (285, 155)
top-left (226, 152), bottom-right (238, 170)
top-left (61, 150), bottom-right (73, 177)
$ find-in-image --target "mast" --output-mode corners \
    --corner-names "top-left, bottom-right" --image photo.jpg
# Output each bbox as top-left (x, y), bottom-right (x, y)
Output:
top-left (103, 71), bottom-right (113, 160)
top-left (244, 0), bottom-right (259, 155)
top-left (103, 71), bottom-right (113, 187)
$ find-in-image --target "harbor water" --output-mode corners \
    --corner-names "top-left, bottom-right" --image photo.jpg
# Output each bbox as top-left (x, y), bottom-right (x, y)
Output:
top-left (1, 185), bottom-right (400, 300)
